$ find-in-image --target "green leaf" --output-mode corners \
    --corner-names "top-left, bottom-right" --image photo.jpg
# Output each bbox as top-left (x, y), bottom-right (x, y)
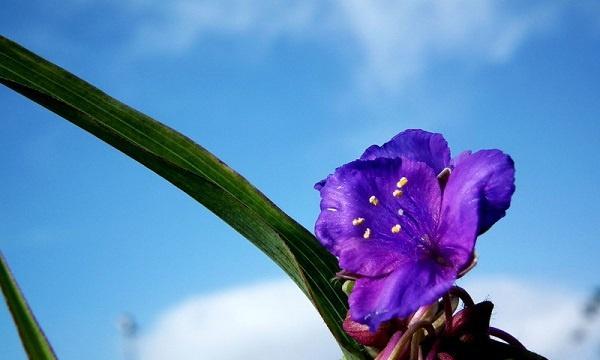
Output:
top-left (0, 36), bottom-right (367, 358)
top-left (0, 252), bottom-right (57, 360)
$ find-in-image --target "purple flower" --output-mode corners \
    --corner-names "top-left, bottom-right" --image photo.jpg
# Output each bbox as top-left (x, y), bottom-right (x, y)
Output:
top-left (315, 129), bottom-right (515, 330)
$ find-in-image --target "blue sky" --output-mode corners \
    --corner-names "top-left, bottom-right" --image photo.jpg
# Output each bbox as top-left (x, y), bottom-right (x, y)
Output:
top-left (1, 1), bottom-right (600, 359)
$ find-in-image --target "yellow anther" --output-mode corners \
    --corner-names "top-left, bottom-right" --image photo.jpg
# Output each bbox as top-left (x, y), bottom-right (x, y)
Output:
top-left (392, 189), bottom-right (403, 197)
top-left (363, 228), bottom-right (371, 239)
top-left (391, 224), bottom-right (401, 233)
top-left (396, 177), bottom-right (408, 188)
top-left (352, 217), bottom-right (365, 226)
top-left (369, 195), bottom-right (379, 206)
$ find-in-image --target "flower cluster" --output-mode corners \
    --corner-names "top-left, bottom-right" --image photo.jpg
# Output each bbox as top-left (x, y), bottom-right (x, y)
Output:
top-left (314, 129), bottom-right (516, 353)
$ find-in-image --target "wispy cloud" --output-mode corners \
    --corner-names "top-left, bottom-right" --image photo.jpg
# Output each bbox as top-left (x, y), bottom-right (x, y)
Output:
top-left (131, 0), bottom-right (322, 54)
top-left (138, 276), bottom-right (599, 359)
top-left (335, 0), bottom-right (560, 92)
top-left (130, 0), bottom-right (562, 93)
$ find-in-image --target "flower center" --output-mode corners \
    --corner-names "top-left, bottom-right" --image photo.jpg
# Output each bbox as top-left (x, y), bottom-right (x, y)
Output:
top-left (351, 177), bottom-right (411, 239)
top-left (416, 234), bottom-right (449, 266)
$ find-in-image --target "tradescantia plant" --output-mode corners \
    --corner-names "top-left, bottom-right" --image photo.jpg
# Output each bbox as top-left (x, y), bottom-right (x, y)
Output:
top-left (0, 35), bottom-right (546, 359)
top-left (314, 130), bottom-right (527, 359)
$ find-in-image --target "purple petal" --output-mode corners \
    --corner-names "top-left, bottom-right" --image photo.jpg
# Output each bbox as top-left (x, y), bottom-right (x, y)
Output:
top-left (336, 238), bottom-right (406, 277)
top-left (360, 129), bottom-right (451, 174)
top-left (315, 157), bottom-right (442, 277)
top-left (349, 260), bottom-right (456, 330)
top-left (447, 150), bottom-right (515, 235)
top-left (313, 178), bottom-right (327, 191)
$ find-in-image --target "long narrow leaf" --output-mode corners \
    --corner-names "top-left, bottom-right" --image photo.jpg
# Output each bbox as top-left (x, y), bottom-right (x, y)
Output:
top-left (0, 252), bottom-right (57, 360)
top-left (0, 36), bottom-right (367, 358)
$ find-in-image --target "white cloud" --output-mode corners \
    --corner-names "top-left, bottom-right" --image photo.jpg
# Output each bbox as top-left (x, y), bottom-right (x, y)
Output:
top-left (130, 0), bottom-right (561, 92)
top-left (138, 281), bottom-right (340, 360)
top-left (461, 276), bottom-right (600, 359)
top-left (138, 276), bottom-right (599, 360)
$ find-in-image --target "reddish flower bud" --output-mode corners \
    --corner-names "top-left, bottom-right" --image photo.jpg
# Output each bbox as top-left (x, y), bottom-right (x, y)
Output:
top-left (448, 300), bottom-right (493, 343)
top-left (343, 313), bottom-right (393, 348)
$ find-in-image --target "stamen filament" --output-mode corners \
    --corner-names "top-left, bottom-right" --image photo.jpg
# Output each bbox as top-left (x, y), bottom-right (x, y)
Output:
top-left (376, 320), bottom-right (435, 360)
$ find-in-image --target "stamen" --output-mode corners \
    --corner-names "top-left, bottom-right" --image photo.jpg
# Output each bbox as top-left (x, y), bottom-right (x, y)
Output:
top-left (369, 195), bottom-right (379, 206)
top-left (397, 177), bottom-right (408, 188)
top-left (393, 189), bottom-right (403, 197)
top-left (397, 208), bottom-right (404, 216)
top-left (363, 228), bottom-right (371, 239)
top-left (352, 217), bottom-right (365, 226)
top-left (391, 224), bottom-right (401, 233)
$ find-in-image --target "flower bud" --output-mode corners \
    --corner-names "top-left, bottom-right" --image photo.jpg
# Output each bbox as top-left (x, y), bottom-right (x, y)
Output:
top-left (448, 301), bottom-right (493, 343)
top-left (343, 313), bottom-right (393, 348)
top-left (342, 280), bottom-right (355, 295)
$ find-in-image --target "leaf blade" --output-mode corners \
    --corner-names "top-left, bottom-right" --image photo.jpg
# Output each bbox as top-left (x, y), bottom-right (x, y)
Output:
top-left (0, 253), bottom-right (57, 360)
top-left (0, 36), bottom-right (367, 358)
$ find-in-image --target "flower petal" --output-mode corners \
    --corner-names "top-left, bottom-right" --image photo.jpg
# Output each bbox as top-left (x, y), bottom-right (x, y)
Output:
top-left (315, 157), bottom-right (441, 277)
top-left (360, 129), bottom-right (451, 174)
top-left (435, 150), bottom-right (514, 272)
top-left (336, 238), bottom-right (406, 277)
top-left (349, 260), bottom-right (456, 330)
top-left (447, 150), bottom-right (515, 235)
